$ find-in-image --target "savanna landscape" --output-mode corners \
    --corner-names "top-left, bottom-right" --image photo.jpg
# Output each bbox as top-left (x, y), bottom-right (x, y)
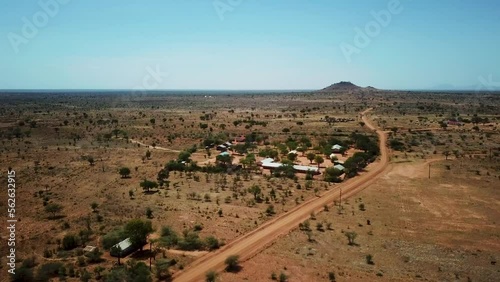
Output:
top-left (0, 84), bottom-right (498, 281)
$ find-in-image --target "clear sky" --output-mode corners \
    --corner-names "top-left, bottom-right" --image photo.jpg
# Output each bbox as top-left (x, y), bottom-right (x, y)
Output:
top-left (1, 0), bottom-right (499, 90)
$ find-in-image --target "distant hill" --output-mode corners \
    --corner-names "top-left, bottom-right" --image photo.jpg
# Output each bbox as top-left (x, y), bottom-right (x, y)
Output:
top-left (319, 81), bottom-right (377, 92)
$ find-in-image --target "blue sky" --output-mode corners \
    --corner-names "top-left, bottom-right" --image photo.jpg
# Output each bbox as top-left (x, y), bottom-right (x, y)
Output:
top-left (0, 0), bottom-right (499, 90)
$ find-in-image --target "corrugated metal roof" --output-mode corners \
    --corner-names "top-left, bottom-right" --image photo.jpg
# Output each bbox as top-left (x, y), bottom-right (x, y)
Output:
top-left (260, 158), bottom-right (275, 164)
top-left (113, 238), bottom-right (132, 251)
top-left (262, 162), bottom-right (283, 168)
top-left (293, 165), bottom-right (319, 172)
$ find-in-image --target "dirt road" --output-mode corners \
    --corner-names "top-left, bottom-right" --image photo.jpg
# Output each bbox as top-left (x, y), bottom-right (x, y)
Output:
top-left (172, 108), bottom-right (389, 282)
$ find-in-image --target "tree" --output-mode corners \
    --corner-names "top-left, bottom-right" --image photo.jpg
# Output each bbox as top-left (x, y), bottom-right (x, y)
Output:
top-left (296, 146), bottom-right (306, 156)
top-left (140, 179), bottom-right (158, 192)
top-left (145, 150), bottom-right (152, 160)
top-left (90, 202), bottom-right (99, 212)
top-left (248, 185), bottom-right (261, 200)
top-left (224, 255), bottom-right (240, 272)
top-left (324, 167), bottom-right (342, 183)
top-left (216, 154), bottom-right (233, 166)
top-left (287, 153), bottom-right (298, 162)
top-left (124, 219), bottom-right (154, 251)
top-left (178, 151), bottom-right (191, 162)
top-left (345, 231), bottom-right (358, 246)
top-left (328, 271), bottom-right (336, 282)
top-left (155, 259), bottom-right (171, 280)
top-left (45, 203), bottom-right (63, 219)
top-left (206, 270), bottom-right (217, 282)
top-left (87, 156), bottom-right (95, 166)
top-left (146, 207), bottom-right (153, 219)
top-left (306, 153), bottom-right (316, 164)
top-left (62, 234), bottom-right (78, 250)
top-left (119, 167), bottom-right (131, 178)
top-left (279, 272), bottom-right (288, 282)
top-left (443, 150), bottom-right (450, 160)
top-left (110, 245), bottom-right (122, 265)
top-left (314, 155), bottom-right (324, 168)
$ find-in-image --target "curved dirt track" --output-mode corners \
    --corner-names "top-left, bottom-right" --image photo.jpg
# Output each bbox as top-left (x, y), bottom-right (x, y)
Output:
top-left (173, 108), bottom-right (389, 282)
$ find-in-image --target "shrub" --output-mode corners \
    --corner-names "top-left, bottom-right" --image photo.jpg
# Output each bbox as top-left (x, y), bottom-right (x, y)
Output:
top-left (205, 236), bottom-right (220, 251)
top-left (366, 254), bottom-right (374, 265)
top-left (206, 270), bottom-right (217, 282)
top-left (62, 234), bottom-right (78, 250)
top-left (224, 255), bottom-right (240, 272)
top-left (36, 262), bottom-right (63, 282)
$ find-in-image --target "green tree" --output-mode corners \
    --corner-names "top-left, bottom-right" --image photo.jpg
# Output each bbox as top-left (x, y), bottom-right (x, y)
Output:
top-left (145, 150), bottom-right (152, 159)
top-left (314, 155), bottom-right (324, 168)
top-left (87, 156), bottom-right (95, 166)
top-left (206, 270), bottom-right (217, 282)
top-left (178, 151), bottom-right (191, 162)
top-left (140, 179), bottom-right (158, 192)
top-left (306, 153), bottom-right (316, 164)
top-left (248, 185), bottom-right (261, 200)
top-left (224, 255), bottom-right (240, 272)
top-left (155, 258), bottom-right (171, 280)
top-left (287, 153), bottom-right (298, 162)
top-left (216, 154), bottom-right (233, 166)
top-left (324, 167), bottom-right (342, 183)
top-left (119, 167), bottom-right (131, 178)
top-left (124, 219), bottom-right (154, 251)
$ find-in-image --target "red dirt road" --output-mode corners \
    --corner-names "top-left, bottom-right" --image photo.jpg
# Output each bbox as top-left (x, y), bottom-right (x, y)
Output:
top-left (172, 108), bottom-right (389, 282)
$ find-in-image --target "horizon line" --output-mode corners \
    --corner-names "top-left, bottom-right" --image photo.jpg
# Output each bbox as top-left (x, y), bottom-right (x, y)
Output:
top-left (0, 88), bottom-right (498, 93)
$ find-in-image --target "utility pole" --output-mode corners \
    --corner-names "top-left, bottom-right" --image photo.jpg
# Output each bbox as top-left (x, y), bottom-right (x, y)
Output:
top-left (339, 187), bottom-right (343, 214)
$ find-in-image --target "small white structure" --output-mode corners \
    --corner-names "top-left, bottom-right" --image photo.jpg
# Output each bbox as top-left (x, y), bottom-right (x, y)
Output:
top-left (293, 165), bottom-right (320, 174)
top-left (262, 162), bottom-right (283, 169)
top-left (288, 150), bottom-right (298, 155)
top-left (331, 144), bottom-right (342, 152)
top-left (259, 158), bottom-right (275, 165)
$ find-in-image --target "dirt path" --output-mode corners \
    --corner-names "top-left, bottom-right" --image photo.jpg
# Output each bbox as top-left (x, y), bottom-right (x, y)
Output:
top-left (129, 139), bottom-right (205, 156)
top-left (172, 108), bottom-right (389, 282)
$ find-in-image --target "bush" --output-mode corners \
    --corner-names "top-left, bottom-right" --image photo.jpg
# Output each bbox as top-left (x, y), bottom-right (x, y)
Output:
top-left (102, 229), bottom-right (127, 250)
top-left (178, 231), bottom-right (203, 251)
top-left (279, 272), bottom-right (288, 282)
top-left (62, 234), bottom-right (78, 250)
top-left (366, 254), bottom-right (374, 265)
top-left (205, 236), bottom-right (220, 251)
top-left (36, 262), bottom-right (63, 282)
top-left (11, 266), bottom-right (34, 282)
top-left (224, 255), bottom-right (240, 272)
top-left (206, 270), bottom-right (217, 282)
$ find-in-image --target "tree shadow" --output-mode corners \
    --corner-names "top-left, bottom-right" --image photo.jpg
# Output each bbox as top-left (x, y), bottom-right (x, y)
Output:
top-left (130, 249), bottom-right (154, 260)
top-left (226, 265), bottom-right (243, 273)
top-left (143, 190), bottom-right (159, 195)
